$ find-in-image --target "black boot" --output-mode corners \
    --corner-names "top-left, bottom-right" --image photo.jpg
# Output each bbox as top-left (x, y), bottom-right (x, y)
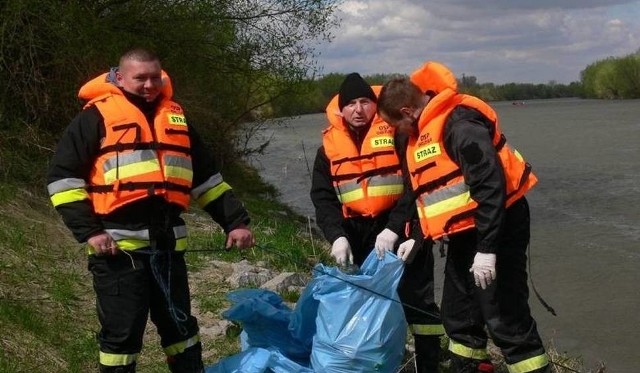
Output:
top-left (414, 335), bottom-right (441, 373)
top-left (167, 342), bottom-right (204, 373)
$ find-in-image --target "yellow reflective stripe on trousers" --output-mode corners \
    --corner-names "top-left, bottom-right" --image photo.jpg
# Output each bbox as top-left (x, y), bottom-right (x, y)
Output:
top-left (409, 323), bottom-right (445, 336)
top-left (448, 339), bottom-right (488, 360)
top-left (99, 351), bottom-right (138, 366)
top-left (164, 334), bottom-right (200, 357)
top-left (507, 353), bottom-right (549, 373)
top-left (50, 188), bottom-right (90, 207)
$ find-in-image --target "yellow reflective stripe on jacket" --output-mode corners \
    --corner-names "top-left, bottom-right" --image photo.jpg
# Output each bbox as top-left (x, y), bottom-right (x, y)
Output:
top-left (507, 354), bottom-right (549, 373)
top-left (163, 334), bottom-right (200, 357)
top-left (87, 227), bottom-right (188, 254)
top-left (50, 188), bottom-right (90, 207)
top-left (409, 323), bottom-right (445, 336)
top-left (113, 238), bottom-right (187, 252)
top-left (87, 238), bottom-right (188, 254)
top-left (47, 177), bottom-right (86, 194)
top-left (47, 178), bottom-right (90, 207)
top-left (448, 339), bottom-right (488, 360)
top-left (195, 181), bottom-right (232, 207)
top-left (99, 351), bottom-right (138, 366)
top-left (191, 173), bottom-right (222, 197)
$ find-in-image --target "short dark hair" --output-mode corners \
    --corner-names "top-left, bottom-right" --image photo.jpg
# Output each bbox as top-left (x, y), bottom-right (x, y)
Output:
top-left (377, 78), bottom-right (424, 121)
top-left (119, 48), bottom-right (160, 67)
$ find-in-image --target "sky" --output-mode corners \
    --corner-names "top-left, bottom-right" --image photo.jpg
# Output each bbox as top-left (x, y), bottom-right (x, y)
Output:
top-left (313, 0), bottom-right (640, 84)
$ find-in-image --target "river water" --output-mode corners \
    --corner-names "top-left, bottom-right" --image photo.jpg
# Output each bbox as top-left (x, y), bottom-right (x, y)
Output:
top-left (244, 98), bottom-right (640, 372)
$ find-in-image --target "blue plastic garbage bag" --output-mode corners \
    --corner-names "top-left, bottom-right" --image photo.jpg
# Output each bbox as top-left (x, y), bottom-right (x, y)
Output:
top-left (205, 347), bottom-right (314, 373)
top-left (288, 277), bottom-right (320, 349)
top-left (310, 251), bottom-right (407, 373)
top-left (206, 251), bottom-right (406, 372)
top-left (221, 288), bottom-right (311, 362)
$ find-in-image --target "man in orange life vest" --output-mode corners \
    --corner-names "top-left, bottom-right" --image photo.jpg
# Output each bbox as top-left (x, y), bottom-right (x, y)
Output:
top-left (377, 62), bottom-right (550, 373)
top-left (47, 48), bottom-right (255, 372)
top-left (310, 72), bottom-right (443, 373)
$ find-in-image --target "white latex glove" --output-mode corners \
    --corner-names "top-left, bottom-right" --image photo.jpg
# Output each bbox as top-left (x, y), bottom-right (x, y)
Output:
top-left (374, 228), bottom-right (399, 259)
top-left (331, 237), bottom-right (353, 266)
top-left (396, 239), bottom-right (417, 263)
top-left (469, 252), bottom-right (497, 289)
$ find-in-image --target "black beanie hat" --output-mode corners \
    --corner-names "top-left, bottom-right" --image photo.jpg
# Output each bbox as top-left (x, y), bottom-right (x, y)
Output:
top-left (338, 73), bottom-right (377, 110)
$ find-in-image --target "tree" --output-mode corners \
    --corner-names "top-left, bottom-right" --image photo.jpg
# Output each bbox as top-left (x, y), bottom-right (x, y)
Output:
top-left (0, 0), bottom-right (339, 167)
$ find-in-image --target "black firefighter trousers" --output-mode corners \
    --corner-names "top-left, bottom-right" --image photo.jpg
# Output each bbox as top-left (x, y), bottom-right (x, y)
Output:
top-left (89, 248), bottom-right (203, 372)
top-left (441, 198), bottom-right (549, 373)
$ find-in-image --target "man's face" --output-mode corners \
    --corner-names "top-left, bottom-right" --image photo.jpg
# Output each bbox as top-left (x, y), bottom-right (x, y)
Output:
top-left (341, 97), bottom-right (377, 128)
top-left (380, 107), bottom-right (419, 136)
top-left (116, 59), bottom-right (163, 102)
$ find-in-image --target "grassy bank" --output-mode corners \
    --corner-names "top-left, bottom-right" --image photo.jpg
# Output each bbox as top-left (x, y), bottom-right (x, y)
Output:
top-left (0, 147), bottom-right (331, 372)
top-left (0, 143), bottom-right (589, 372)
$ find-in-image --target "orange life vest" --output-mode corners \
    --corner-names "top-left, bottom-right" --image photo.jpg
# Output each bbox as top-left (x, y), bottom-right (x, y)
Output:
top-left (79, 72), bottom-right (193, 215)
top-left (406, 82), bottom-right (537, 239)
top-left (322, 86), bottom-right (404, 218)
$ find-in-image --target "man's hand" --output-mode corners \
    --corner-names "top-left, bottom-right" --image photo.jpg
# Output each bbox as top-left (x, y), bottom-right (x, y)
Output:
top-left (374, 228), bottom-right (399, 259)
top-left (469, 252), bottom-right (497, 289)
top-left (87, 232), bottom-right (119, 256)
top-left (226, 224), bottom-right (255, 249)
top-left (331, 237), bottom-right (353, 266)
top-left (396, 239), bottom-right (418, 263)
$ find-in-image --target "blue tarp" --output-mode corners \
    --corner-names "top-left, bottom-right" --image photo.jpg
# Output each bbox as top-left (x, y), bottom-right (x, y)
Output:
top-left (205, 251), bottom-right (407, 373)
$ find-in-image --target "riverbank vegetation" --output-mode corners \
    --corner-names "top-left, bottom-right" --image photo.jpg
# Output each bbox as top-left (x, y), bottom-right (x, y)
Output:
top-left (272, 51), bottom-right (640, 116)
top-left (0, 1), bottom-right (617, 371)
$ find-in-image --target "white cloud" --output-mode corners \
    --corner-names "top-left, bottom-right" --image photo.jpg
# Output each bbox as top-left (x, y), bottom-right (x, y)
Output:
top-left (314, 0), bottom-right (640, 83)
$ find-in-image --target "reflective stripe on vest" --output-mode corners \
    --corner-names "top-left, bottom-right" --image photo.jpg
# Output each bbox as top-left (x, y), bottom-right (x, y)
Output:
top-left (419, 180), bottom-right (473, 219)
top-left (407, 89), bottom-right (537, 239)
top-left (335, 174), bottom-right (404, 204)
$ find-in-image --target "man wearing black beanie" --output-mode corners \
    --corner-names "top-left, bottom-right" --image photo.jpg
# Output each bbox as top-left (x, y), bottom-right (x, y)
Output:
top-left (310, 72), bottom-right (443, 373)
